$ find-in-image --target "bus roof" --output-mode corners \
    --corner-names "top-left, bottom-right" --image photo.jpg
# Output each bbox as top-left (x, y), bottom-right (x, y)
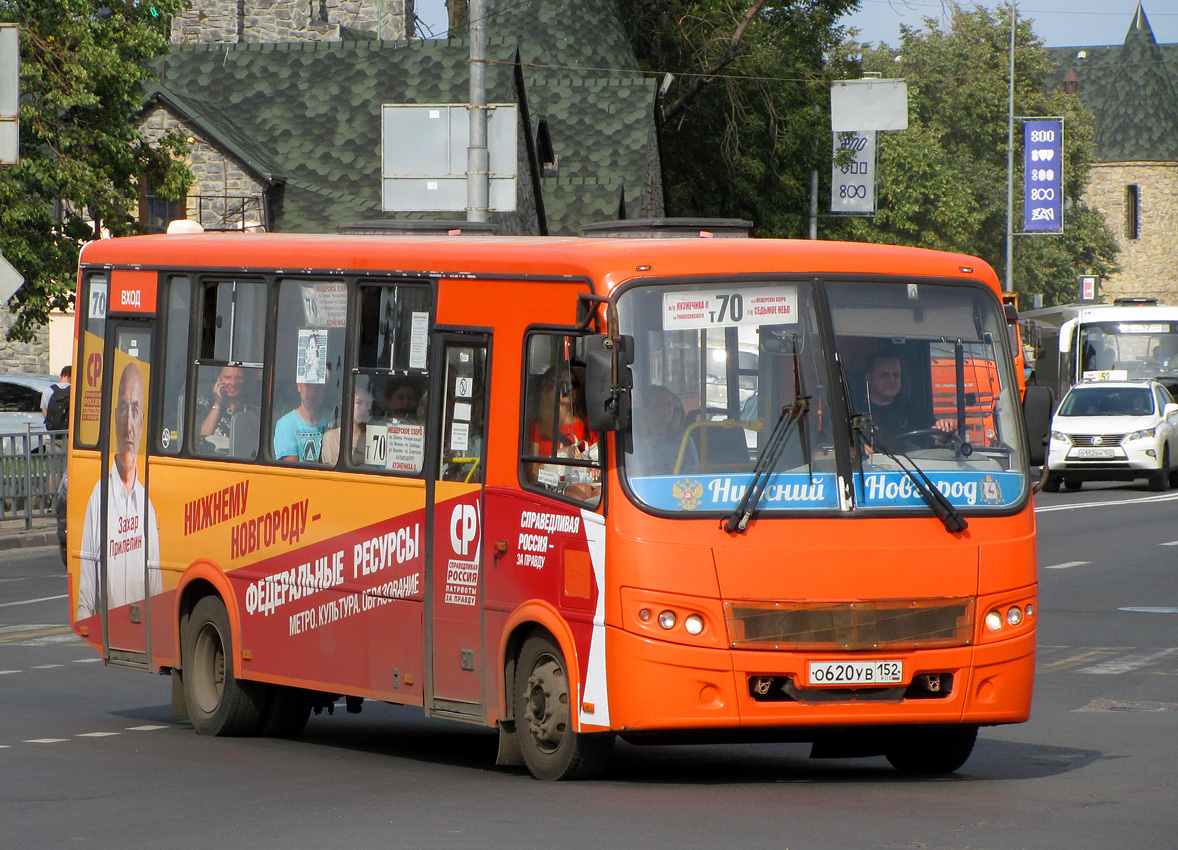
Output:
top-left (78, 232), bottom-right (1001, 296)
top-left (1021, 301), bottom-right (1178, 327)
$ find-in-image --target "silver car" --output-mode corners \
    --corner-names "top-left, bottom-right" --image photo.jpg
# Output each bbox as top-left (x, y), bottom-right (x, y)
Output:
top-left (0, 372), bottom-right (56, 436)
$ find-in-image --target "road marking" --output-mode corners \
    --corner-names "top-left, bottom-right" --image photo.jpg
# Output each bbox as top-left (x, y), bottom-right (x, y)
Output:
top-left (0, 625), bottom-right (83, 647)
top-left (77, 732), bottom-right (120, 738)
top-left (1044, 560), bottom-right (1089, 570)
top-left (1161, 541), bottom-right (1178, 547)
top-left (127, 725), bottom-right (169, 732)
top-left (0, 670), bottom-right (18, 675)
top-left (1120, 607), bottom-right (1178, 614)
top-left (24, 738), bottom-right (69, 744)
top-left (31, 664), bottom-right (64, 669)
top-left (1081, 648), bottom-right (1178, 674)
top-left (1040, 648), bottom-right (1127, 672)
top-left (1036, 491), bottom-right (1178, 513)
top-left (72, 657), bottom-right (101, 663)
top-left (1078, 699), bottom-right (1176, 711)
top-left (0, 594), bottom-right (68, 609)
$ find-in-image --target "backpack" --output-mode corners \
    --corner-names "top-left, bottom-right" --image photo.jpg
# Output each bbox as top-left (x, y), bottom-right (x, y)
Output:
top-left (45, 384), bottom-right (70, 431)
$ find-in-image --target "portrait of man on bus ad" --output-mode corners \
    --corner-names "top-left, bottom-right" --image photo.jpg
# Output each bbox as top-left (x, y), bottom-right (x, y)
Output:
top-left (76, 352), bottom-right (162, 621)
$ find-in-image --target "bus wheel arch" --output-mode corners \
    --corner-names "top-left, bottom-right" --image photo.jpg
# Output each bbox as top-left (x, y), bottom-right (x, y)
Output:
top-left (513, 629), bottom-right (613, 780)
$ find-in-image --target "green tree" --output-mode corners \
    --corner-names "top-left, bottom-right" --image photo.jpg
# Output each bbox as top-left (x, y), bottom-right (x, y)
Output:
top-left (0, 0), bottom-right (190, 341)
top-left (615, 0), bottom-right (862, 237)
top-left (841, 4), bottom-right (1118, 306)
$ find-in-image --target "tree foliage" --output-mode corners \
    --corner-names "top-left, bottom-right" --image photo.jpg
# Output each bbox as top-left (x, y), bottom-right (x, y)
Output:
top-left (0, 0), bottom-right (190, 341)
top-left (840, 4), bottom-right (1118, 306)
top-left (615, 0), bottom-right (862, 237)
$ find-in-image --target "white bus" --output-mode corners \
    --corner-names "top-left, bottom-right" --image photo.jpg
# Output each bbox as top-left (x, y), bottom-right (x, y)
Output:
top-left (1022, 298), bottom-right (1178, 402)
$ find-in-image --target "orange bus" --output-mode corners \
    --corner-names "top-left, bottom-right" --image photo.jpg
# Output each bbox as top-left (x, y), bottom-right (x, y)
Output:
top-left (66, 230), bottom-right (1037, 779)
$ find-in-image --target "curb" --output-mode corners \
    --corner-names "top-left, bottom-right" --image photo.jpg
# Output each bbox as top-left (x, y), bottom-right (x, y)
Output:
top-left (0, 528), bottom-right (59, 551)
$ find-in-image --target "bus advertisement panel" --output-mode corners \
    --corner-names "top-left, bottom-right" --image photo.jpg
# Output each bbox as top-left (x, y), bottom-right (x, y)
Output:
top-left (66, 231), bottom-right (1037, 780)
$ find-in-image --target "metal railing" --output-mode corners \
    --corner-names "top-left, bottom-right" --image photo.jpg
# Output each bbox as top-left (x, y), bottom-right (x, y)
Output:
top-left (0, 427), bottom-right (67, 527)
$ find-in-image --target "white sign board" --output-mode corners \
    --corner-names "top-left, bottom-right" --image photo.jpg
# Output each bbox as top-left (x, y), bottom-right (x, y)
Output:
top-left (830, 79), bottom-right (908, 132)
top-left (0, 251), bottom-right (24, 303)
top-left (831, 131), bottom-right (876, 214)
top-left (382, 103), bottom-right (518, 212)
top-left (662, 286), bottom-right (798, 330)
top-left (1, 24), bottom-right (18, 164)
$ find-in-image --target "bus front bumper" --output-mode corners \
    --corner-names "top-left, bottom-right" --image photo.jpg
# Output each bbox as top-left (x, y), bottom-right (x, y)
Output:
top-left (602, 627), bottom-right (1035, 734)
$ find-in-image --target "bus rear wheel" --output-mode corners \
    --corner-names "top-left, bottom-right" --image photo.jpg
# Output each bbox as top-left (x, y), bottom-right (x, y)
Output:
top-left (884, 724), bottom-right (978, 774)
top-left (182, 595), bottom-right (268, 736)
top-left (515, 633), bottom-right (613, 780)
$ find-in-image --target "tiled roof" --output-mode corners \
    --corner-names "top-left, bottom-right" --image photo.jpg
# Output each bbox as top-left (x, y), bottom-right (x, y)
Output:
top-left (150, 0), bottom-right (660, 234)
top-left (1046, 4), bottom-right (1178, 162)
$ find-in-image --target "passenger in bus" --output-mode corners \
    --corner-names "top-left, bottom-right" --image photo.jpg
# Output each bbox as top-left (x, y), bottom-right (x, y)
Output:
top-left (382, 376), bottom-right (423, 422)
top-left (78, 361), bottom-right (161, 619)
top-left (195, 365), bottom-right (257, 452)
top-left (273, 381), bottom-right (333, 463)
top-left (527, 366), bottom-right (599, 501)
top-left (629, 384), bottom-right (698, 475)
top-left (862, 349), bottom-right (954, 442)
top-left (321, 385), bottom-right (375, 466)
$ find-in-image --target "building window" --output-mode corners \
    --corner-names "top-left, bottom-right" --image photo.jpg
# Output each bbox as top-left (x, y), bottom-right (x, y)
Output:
top-left (1125, 184), bottom-right (1139, 240)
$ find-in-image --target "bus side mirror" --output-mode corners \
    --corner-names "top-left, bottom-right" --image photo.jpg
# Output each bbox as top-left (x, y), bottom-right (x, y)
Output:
top-left (584, 334), bottom-right (634, 432)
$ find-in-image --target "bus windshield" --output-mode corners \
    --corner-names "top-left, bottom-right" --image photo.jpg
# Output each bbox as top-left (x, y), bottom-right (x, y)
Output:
top-left (1077, 320), bottom-right (1178, 380)
top-left (618, 277), bottom-right (1027, 515)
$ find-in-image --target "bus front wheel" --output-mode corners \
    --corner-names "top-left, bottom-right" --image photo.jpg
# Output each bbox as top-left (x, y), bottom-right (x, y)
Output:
top-left (514, 633), bottom-right (613, 780)
top-left (884, 724), bottom-right (978, 774)
top-left (182, 595), bottom-right (268, 736)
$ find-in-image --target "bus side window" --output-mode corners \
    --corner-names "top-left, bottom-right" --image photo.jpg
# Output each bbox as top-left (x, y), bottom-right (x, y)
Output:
top-left (520, 333), bottom-right (601, 505)
top-left (271, 279), bottom-right (344, 465)
top-left (191, 279), bottom-right (267, 461)
top-left (344, 283), bottom-right (431, 475)
top-left (157, 276), bottom-right (190, 455)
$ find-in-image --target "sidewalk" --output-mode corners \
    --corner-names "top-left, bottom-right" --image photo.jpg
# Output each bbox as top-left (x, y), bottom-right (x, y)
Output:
top-left (0, 517), bottom-right (59, 552)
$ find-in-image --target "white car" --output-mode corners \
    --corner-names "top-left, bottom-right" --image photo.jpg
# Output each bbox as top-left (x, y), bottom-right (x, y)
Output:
top-left (1044, 380), bottom-right (1178, 491)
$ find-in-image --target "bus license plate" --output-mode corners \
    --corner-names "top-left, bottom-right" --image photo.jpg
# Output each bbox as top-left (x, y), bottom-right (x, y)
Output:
top-left (808, 660), bottom-right (903, 687)
top-left (1075, 448), bottom-right (1116, 459)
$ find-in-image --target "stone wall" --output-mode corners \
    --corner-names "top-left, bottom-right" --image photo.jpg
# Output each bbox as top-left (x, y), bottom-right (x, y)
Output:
top-left (142, 105), bottom-right (269, 231)
top-left (171, 0), bottom-right (414, 44)
top-left (1085, 161), bottom-right (1178, 304)
top-left (0, 307), bottom-right (50, 374)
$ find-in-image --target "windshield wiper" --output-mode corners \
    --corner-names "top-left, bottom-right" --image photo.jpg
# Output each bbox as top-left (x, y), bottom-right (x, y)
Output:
top-left (725, 336), bottom-right (810, 533)
top-left (853, 417), bottom-right (968, 534)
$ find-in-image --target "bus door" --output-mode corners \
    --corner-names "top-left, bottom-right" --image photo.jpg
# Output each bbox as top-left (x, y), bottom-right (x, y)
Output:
top-left (95, 318), bottom-right (159, 668)
top-left (426, 332), bottom-right (490, 719)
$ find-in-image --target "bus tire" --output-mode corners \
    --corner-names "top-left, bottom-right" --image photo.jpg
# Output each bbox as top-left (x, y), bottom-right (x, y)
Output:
top-left (885, 724), bottom-right (978, 775)
top-left (182, 595), bottom-right (268, 737)
top-left (260, 687), bottom-right (312, 738)
top-left (515, 633), bottom-right (613, 780)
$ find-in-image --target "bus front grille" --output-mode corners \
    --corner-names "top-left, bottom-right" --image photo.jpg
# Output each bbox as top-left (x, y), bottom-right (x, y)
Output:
top-left (724, 598), bottom-right (974, 651)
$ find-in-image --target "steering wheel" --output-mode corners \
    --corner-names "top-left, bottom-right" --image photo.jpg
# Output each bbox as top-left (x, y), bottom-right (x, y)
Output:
top-left (890, 428), bottom-right (963, 453)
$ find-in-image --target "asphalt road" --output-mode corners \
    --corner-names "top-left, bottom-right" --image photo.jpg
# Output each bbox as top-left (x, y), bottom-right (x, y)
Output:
top-left (2, 485), bottom-right (1175, 850)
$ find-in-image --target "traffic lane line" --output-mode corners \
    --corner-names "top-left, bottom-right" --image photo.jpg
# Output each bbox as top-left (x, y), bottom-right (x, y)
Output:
top-left (1044, 560), bottom-right (1090, 570)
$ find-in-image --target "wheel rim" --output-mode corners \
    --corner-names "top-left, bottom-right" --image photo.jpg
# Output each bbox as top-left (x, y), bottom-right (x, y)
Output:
top-left (523, 652), bottom-right (569, 755)
top-left (191, 621), bottom-right (226, 715)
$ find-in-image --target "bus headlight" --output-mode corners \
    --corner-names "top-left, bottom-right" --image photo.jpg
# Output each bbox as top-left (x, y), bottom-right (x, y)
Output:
top-left (684, 614), bottom-right (705, 635)
top-left (658, 610), bottom-right (677, 630)
top-left (984, 610), bottom-right (1004, 631)
top-left (1006, 606), bottom-right (1023, 626)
